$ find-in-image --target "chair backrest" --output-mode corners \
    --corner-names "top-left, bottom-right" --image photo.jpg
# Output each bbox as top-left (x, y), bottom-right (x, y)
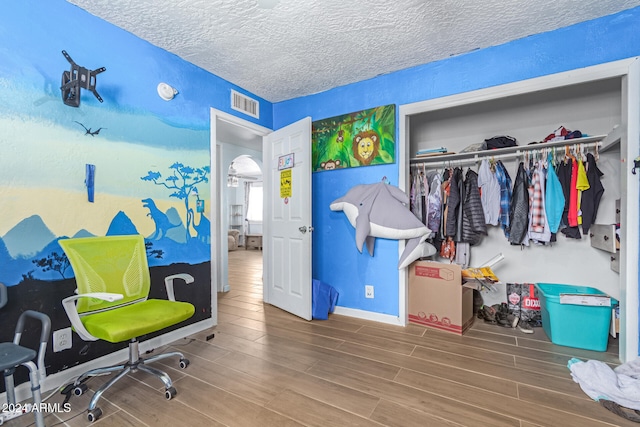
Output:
top-left (59, 235), bottom-right (150, 314)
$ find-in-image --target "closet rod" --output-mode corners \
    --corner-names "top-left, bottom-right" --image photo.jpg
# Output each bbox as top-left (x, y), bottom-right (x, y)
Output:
top-left (410, 140), bottom-right (602, 169)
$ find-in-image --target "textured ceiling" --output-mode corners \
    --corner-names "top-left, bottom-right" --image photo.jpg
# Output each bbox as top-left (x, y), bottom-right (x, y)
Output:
top-left (68, 0), bottom-right (640, 103)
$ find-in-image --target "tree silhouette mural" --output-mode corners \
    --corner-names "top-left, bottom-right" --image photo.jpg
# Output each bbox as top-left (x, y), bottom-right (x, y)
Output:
top-left (145, 241), bottom-right (164, 259)
top-left (141, 162), bottom-right (210, 241)
top-left (32, 251), bottom-right (70, 279)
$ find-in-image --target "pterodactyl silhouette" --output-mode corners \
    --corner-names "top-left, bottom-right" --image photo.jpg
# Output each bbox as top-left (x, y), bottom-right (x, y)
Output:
top-left (74, 121), bottom-right (106, 136)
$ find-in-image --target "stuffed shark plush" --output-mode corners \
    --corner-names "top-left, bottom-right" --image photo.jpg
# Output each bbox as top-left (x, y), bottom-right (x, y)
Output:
top-left (330, 182), bottom-right (436, 269)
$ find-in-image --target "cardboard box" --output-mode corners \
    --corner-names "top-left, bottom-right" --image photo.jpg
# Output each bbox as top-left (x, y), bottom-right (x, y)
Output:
top-left (408, 260), bottom-right (475, 335)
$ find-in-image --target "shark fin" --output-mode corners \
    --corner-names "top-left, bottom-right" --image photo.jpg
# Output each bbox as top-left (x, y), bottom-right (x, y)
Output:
top-left (365, 235), bottom-right (376, 256)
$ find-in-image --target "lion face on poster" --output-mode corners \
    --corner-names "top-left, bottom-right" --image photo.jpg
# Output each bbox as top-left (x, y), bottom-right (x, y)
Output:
top-left (352, 130), bottom-right (380, 165)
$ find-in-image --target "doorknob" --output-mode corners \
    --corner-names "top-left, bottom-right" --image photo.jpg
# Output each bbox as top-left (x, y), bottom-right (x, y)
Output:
top-left (299, 226), bottom-right (307, 234)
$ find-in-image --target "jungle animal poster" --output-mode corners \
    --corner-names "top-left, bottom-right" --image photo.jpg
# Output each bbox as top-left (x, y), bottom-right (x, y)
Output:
top-left (312, 104), bottom-right (395, 172)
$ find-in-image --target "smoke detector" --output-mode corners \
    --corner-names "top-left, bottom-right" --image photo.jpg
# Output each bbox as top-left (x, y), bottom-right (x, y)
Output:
top-left (157, 83), bottom-right (178, 101)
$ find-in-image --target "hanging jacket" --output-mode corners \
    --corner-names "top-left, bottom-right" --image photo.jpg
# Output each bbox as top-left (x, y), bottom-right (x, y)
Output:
top-left (528, 163), bottom-right (551, 244)
top-left (556, 158), bottom-right (573, 228)
top-left (440, 168), bottom-right (451, 239)
top-left (509, 162), bottom-right (529, 245)
top-left (445, 167), bottom-right (464, 241)
top-left (567, 158), bottom-right (580, 227)
top-left (410, 171), bottom-right (421, 219)
top-left (454, 168), bottom-right (465, 242)
top-left (421, 171), bottom-right (429, 225)
top-left (427, 172), bottom-right (442, 234)
top-left (581, 152), bottom-right (605, 234)
top-left (576, 159), bottom-right (590, 226)
top-left (461, 169), bottom-right (487, 245)
top-left (529, 166), bottom-right (545, 234)
top-left (545, 154), bottom-right (565, 234)
top-left (477, 159), bottom-right (501, 225)
top-left (494, 160), bottom-right (512, 238)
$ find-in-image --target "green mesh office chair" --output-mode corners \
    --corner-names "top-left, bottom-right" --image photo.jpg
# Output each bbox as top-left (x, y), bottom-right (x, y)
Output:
top-left (59, 235), bottom-right (195, 423)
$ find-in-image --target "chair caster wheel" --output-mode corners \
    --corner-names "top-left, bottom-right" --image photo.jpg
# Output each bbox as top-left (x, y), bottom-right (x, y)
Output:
top-left (87, 407), bottom-right (102, 422)
top-left (165, 386), bottom-right (177, 400)
top-left (179, 358), bottom-right (190, 369)
top-left (74, 383), bottom-right (88, 396)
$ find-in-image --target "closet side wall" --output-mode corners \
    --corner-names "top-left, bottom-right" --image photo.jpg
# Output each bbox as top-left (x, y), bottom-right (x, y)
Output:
top-left (409, 78), bottom-right (623, 300)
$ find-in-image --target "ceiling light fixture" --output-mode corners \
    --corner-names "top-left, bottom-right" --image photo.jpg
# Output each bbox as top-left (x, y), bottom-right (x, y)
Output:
top-left (227, 163), bottom-right (239, 187)
top-left (157, 82), bottom-right (178, 101)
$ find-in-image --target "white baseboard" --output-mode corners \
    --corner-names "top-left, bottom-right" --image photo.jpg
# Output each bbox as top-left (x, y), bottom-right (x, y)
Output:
top-left (4, 319), bottom-right (215, 404)
top-left (332, 306), bottom-right (406, 326)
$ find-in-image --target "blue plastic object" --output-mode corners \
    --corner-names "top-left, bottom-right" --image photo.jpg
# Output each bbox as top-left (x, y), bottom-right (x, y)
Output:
top-left (535, 283), bottom-right (617, 352)
top-left (85, 163), bottom-right (95, 202)
top-left (312, 279), bottom-right (338, 320)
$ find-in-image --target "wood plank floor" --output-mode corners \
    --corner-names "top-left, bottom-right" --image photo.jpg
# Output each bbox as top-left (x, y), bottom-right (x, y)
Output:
top-left (9, 249), bottom-right (634, 426)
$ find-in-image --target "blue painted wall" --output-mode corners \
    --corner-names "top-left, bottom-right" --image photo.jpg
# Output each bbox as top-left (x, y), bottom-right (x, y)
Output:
top-left (0, 0), bottom-right (273, 382)
top-left (0, 0), bottom-right (272, 280)
top-left (275, 7), bottom-right (640, 317)
top-left (1, 1), bottom-right (272, 131)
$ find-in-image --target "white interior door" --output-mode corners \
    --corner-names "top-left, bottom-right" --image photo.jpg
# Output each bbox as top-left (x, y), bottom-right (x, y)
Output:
top-left (263, 117), bottom-right (312, 320)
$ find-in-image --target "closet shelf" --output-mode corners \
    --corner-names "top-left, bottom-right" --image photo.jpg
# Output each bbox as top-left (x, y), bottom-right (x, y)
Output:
top-left (410, 126), bottom-right (621, 167)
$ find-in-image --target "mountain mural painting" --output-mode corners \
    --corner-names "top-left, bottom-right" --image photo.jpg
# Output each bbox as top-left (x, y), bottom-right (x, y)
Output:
top-left (0, 207), bottom-right (211, 287)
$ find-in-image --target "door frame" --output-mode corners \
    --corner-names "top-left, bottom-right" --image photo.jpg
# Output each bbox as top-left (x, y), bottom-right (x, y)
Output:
top-left (398, 57), bottom-right (639, 362)
top-left (210, 108), bottom-right (271, 297)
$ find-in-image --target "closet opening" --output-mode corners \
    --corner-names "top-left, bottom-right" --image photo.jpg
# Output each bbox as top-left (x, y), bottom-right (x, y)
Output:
top-left (398, 58), bottom-right (639, 363)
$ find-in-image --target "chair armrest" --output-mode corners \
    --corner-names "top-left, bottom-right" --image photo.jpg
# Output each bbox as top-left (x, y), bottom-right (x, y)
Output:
top-left (0, 282), bottom-right (6, 309)
top-left (62, 293), bottom-right (123, 342)
top-left (164, 274), bottom-right (194, 302)
top-left (15, 310), bottom-right (52, 383)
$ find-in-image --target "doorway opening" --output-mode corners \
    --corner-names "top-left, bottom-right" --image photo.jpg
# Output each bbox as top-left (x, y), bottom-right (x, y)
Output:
top-left (221, 150), bottom-right (264, 295)
top-left (210, 108), bottom-right (270, 303)
top-left (227, 155), bottom-right (263, 249)
top-left (211, 109), bottom-right (313, 321)
top-left (226, 155), bottom-right (264, 295)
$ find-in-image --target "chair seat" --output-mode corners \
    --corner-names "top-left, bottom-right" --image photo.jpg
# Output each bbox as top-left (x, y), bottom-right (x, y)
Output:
top-left (0, 342), bottom-right (36, 370)
top-left (82, 299), bottom-right (195, 343)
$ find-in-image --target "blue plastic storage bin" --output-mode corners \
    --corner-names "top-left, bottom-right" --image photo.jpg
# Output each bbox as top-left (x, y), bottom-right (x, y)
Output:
top-left (534, 283), bottom-right (617, 352)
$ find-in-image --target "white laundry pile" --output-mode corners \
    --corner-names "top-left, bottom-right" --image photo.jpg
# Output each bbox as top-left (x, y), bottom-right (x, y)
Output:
top-left (568, 357), bottom-right (640, 410)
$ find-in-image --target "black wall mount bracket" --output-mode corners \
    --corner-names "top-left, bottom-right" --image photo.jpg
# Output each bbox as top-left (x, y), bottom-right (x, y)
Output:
top-left (60, 50), bottom-right (106, 107)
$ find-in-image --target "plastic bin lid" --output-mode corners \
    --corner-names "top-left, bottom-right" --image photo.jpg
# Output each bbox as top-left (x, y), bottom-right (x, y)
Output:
top-left (535, 283), bottom-right (618, 305)
top-left (536, 283), bottom-right (605, 296)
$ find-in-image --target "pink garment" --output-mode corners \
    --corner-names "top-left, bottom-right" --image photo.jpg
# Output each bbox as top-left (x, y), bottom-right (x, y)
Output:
top-left (567, 158), bottom-right (579, 227)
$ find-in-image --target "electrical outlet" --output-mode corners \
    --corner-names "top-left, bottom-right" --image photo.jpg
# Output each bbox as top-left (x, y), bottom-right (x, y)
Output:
top-left (53, 327), bottom-right (72, 352)
top-left (365, 285), bottom-right (374, 299)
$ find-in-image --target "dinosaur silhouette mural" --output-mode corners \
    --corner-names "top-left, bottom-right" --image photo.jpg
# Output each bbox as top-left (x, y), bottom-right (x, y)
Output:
top-left (141, 198), bottom-right (181, 240)
top-left (188, 189), bottom-right (210, 244)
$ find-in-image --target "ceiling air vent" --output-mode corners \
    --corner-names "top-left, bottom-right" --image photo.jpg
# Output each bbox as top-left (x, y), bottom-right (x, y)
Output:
top-left (231, 90), bottom-right (259, 119)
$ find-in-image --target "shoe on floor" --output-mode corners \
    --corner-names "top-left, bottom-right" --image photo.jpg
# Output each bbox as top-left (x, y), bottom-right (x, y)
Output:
top-left (517, 321), bottom-right (534, 334)
top-left (600, 400), bottom-right (640, 423)
top-left (478, 305), bottom-right (497, 324)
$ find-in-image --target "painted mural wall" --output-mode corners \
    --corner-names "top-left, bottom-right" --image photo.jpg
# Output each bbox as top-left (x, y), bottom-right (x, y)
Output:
top-left (0, 0), bottom-right (272, 387)
top-left (274, 7), bottom-right (640, 318)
